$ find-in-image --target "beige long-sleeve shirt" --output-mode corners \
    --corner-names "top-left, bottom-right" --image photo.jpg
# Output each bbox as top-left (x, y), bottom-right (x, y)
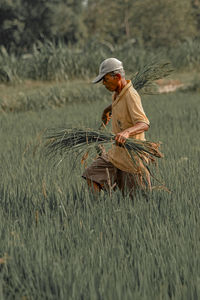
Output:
top-left (107, 80), bottom-right (150, 173)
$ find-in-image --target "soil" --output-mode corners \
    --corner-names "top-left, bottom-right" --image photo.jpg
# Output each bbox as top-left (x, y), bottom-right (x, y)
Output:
top-left (156, 79), bottom-right (184, 93)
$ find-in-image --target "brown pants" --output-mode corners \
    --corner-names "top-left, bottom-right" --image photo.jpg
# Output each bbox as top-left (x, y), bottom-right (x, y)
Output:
top-left (82, 155), bottom-right (150, 195)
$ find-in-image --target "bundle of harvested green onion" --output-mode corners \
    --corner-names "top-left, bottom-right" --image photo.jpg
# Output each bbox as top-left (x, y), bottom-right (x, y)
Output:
top-left (45, 128), bottom-right (163, 170)
top-left (132, 61), bottom-right (173, 93)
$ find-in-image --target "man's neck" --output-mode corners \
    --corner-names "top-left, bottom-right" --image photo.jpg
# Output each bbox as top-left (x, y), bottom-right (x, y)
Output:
top-left (115, 78), bottom-right (128, 95)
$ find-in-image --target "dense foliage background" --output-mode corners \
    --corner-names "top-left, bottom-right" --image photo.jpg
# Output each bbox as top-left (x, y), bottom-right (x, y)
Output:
top-left (0, 0), bottom-right (200, 51)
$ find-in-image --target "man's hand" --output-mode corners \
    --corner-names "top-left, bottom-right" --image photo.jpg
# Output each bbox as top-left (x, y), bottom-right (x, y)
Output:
top-left (115, 130), bottom-right (130, 145)
top-left (115, 123), bottom-right (149, 145)
top-left (101, 105), bottom-right (112, 125)
top-left (102, 111), bottom-right (112, 125)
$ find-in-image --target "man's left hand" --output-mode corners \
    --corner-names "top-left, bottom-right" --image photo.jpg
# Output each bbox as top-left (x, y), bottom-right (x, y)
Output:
top-left (115, 130), bottom-right (130, 145)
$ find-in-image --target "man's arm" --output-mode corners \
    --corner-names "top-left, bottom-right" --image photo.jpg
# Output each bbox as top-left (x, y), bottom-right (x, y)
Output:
top-left (115, 122), bottom-right (149, 144)
top-left (101, 104), bottom-right (112, 125)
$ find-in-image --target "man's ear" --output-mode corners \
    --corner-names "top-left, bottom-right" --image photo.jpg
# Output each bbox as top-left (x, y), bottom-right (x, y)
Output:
top-left (115, 73), bottom-right (121, 80)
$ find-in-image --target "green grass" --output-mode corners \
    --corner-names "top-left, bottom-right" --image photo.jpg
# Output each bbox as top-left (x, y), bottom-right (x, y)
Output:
top-left (1, 69), bottom-right (199, 113)
top-left (0, 39), bottom-right (200, 84)
top-left (0, 80), bottom-right (109, 112)
top-left (0, 86), bottom-right (199, 299)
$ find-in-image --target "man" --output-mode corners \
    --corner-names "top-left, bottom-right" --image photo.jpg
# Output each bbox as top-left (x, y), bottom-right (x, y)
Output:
top-left (82, 58), bottom-right (150, 196)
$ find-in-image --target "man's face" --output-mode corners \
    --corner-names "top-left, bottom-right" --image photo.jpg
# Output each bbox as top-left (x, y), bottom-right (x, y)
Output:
top-left (102, 73), bottom-right (120, 92)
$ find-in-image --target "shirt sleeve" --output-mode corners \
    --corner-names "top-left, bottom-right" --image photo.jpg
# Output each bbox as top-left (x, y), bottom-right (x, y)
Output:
top-left (126, 89), bottom-right (150, 126)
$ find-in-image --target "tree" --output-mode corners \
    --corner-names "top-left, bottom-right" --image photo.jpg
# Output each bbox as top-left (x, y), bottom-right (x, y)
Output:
top-left (126, 0), bottom-right (198, 47)
top-left (48, 0), bottom-right (87, 44)
top-left (191, 0), bottom-right (200, 34)
top-left (0, 0), bottom-right (23, 50)
top-left (0, 0), bottom-right (87, 50)
top-left (84, 0), bottom-right (198, 48)
top-left (0, 0), bottom-right (199, 50)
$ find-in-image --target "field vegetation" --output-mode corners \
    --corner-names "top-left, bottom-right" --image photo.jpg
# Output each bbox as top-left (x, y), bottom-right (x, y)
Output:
top-left (0, 1), bottom-right (200, 298)
top-left (0, 74), bottom-right (199, 298)
top-left (0, 39), bottom-right (200, 84)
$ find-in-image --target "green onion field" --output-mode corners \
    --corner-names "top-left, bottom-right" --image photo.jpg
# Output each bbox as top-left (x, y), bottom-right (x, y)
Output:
top-left (0, 76), bottom-right (199, 299)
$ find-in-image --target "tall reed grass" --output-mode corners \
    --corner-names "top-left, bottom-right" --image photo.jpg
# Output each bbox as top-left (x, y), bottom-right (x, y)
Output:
top-left (0, 39), bottom-right (200, 83)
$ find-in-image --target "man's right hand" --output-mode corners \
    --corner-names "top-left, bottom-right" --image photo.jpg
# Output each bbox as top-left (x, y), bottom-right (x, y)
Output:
top-left (101, 105), bottom-right (112, 125)
top-left (102, 111), bottom-right (112, 125)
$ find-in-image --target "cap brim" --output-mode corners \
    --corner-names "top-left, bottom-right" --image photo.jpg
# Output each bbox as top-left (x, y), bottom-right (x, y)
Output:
top-left (92, 74), bottom-right (104, 84)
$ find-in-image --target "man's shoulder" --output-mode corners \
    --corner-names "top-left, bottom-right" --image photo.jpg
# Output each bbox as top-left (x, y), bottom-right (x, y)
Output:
top-left (129, 84), bottom-right (139, 95)
top-left (125, 83), bottom-right (141, 101)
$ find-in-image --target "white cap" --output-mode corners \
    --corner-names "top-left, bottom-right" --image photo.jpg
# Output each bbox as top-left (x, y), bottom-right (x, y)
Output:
top-left (92, 58), bottom-right (123, 84)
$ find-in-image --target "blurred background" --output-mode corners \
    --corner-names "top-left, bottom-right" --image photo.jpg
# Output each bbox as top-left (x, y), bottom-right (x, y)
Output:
top-left (1, 0), bottom-right (200, 51)
top-left (0, 0), bottom-right (200, 83)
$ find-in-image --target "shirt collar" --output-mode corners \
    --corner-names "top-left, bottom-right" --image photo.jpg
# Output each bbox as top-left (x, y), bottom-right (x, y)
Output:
top-left (112, 80), bottom-right (132, 106)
